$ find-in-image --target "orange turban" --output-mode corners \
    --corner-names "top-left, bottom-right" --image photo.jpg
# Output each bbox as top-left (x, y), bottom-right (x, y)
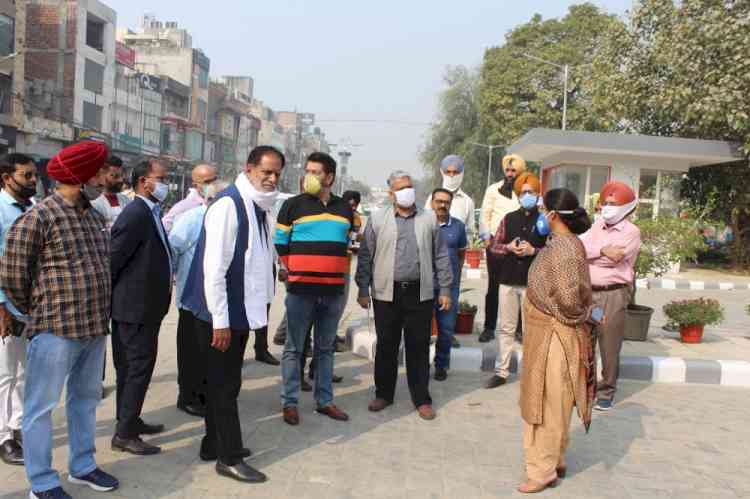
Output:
top-left (600, 181), bottom-right (636, 205)
top-left (47, 140), bottom-right (109, 185)
top-left (513, 172), bottom-right (541, 195)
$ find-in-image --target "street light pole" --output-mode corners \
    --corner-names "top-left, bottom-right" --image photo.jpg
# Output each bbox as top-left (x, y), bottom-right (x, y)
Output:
top-left (518, 52), bottom-right (579, 131)
top-left (470, 142), bottom-right (503, 190)
top-left (562, 64), bottom-right (568, 131)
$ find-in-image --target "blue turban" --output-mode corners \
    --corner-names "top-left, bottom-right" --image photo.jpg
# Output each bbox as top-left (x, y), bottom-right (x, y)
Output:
top-left (440, 154), bottom-right (464, 173)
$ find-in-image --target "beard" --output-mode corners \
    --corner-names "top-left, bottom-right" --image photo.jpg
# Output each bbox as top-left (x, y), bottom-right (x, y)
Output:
top-left (107, 182), bottom-right (123, 193)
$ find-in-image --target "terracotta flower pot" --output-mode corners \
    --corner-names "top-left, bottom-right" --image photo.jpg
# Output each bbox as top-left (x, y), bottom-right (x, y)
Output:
top-left (455, 311), bottom-right (476, 335)
top-left (466, 249), bottom-right (482, 269)
top-left (679, 324), bottom-right (704, 344)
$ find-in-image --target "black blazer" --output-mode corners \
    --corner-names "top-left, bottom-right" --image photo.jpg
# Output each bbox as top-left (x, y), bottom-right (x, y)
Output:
top-left (111, 197), bottom-right (172, 325)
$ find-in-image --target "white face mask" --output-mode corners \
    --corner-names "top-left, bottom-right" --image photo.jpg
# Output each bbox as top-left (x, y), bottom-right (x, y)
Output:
top-left (151, 181), bottom-right (169, 203)
top-left (442, 171), bottom-right (464, 192)
top-left (601, 199), bottom-right (638, 225)
top-left (394, 187), bottom-right (416, 208)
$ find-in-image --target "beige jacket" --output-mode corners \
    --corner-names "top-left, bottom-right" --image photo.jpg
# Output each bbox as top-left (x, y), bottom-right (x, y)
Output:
top-left (480, 180), bottom-right (519, 236)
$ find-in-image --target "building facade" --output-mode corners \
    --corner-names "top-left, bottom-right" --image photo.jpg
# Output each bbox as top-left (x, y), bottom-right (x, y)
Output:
top-left (16, 0), bottom-right (116, 158)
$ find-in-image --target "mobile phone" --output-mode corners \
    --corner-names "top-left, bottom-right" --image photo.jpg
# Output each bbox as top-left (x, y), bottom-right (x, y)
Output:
top-left (591, 306), bottom-right (604, 323)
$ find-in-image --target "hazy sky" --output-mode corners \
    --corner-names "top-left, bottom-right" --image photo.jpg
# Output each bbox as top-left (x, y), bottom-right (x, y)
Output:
top-left (111, 0), bottom-right (633, 186)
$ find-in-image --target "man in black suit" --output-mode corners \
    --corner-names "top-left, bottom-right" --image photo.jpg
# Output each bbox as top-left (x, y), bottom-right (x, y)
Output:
top-left (110, 159), bottom-right (172, 455)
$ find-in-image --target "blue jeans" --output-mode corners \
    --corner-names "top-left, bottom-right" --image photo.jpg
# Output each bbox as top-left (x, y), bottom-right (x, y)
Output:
top-left (434, 287), bottom-right (460, 369)
top-left (23, 333), bottom-right (105, 493)
top-left (282, 292), bottom-right (345, 408)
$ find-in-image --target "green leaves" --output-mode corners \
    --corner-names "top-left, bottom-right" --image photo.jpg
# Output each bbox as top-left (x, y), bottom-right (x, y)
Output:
top-left (663, 298), bottom-right (724, 327)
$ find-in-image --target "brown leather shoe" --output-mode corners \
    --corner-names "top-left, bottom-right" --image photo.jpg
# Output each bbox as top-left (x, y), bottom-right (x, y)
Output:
top-left (367, 398), bottom-right (392, 412)
top-left (316, 404), bottom-right (349, 421)
top-left (283, 406), bottom-right (299, 426)
top-left (416, 404), bottom-right (436, 420)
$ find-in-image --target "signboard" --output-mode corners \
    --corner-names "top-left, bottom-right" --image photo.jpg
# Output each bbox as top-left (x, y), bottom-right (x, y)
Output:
top-left (116, 42), bottom-right (135, 68)
top-left (137, 73), bottom-right (162, 93)
top-left (0, 125), bottom-right (16, 147)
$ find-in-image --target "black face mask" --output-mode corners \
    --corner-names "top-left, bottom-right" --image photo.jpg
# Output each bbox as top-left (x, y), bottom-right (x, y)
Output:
top-left (8, 177), bottom-right (37, 200)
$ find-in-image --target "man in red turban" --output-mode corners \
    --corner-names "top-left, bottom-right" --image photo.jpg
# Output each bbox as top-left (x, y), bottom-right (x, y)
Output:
top-left (0, 140), bottom-right (119, 495)
top-left (579, 180), bottom-right (641, 412)
top-left (46, 140), bottom-right (109, 185)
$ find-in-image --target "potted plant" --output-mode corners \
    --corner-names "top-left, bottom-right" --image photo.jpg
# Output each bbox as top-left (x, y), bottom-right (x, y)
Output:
top-left (624, 216), bottom-right (707, 341)
top-left (465, 235), bottom-right (484, 269)
top-left (455, 301), bottom-right (477, 335)
top-left (662, 298), bottom-right (724, 343)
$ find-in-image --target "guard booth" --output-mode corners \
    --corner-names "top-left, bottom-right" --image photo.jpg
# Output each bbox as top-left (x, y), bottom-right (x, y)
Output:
top-left (506, 128), bottom-right (743, 218)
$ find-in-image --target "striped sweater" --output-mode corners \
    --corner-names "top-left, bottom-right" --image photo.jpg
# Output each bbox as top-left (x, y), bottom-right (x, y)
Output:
top-left (274, 193), bottom-right (353, 295)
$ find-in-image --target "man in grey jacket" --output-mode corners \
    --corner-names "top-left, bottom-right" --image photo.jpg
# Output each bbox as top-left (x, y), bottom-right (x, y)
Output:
top-left (355, 171), bottom-right (453, 420)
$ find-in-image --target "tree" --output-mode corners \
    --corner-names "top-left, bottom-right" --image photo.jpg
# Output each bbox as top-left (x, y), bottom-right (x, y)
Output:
top-left (479, 4), bottom-right (622, 146)
top-left (590, 0), bottom-right (750, 267)
top-left (345, 177), bottom-right (372, 202)
top-left (419, 65), bottom-right (485, 201)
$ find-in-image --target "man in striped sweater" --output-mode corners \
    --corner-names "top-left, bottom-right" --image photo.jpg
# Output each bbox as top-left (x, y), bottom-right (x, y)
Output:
top-left (274, 152), bottom-right (354, 426)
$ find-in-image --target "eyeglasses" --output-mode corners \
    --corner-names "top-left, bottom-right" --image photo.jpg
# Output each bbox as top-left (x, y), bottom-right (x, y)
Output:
top-left (520, 190), bottom-right (536, 195)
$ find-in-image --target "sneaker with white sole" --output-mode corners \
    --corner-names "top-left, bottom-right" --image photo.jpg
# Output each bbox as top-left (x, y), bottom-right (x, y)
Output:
top-left (29, 487), bottom-right (72, 499)
top-left (594, 399), bottom-right (613, 411)
top-left (68, 468), bottom-right (119, 492)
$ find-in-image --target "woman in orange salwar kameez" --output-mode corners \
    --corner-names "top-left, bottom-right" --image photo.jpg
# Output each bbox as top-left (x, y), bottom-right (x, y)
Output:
top-left (517, 188), bottom-right (602, 494)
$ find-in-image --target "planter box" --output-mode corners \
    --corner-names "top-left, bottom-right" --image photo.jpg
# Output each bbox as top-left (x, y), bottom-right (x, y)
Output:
top-left (624, 304), bottom-right (654, 341)
top-left (455, 311), bottom-right (476, 335)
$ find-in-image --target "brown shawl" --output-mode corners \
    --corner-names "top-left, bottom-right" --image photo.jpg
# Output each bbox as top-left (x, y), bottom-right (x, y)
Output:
top-left (521, 233), bottom-right (596, 431)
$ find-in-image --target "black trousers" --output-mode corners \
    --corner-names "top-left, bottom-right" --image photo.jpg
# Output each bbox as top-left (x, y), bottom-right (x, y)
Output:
top-left (195, 315), bottom-right (249, 465)
top-left (177, 308), bottom-right (205, 404)
top-left (483, 249), bottom-right (502, 331)
top-left (373, 283), bottom-right (433, 407)
top-left (252, 306), bottom-right (271, 355)
top-left (112, 320), bottom-right (161, 438)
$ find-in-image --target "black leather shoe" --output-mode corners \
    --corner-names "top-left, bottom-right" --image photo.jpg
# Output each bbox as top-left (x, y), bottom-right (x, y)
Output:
top-left (137, 421), bottom-right (165, 435)
top-left (216, 460), bottom-right (267, 483)
top-left (255, 350), bottom-right (280, 366)
top-left (0, 439), bottom-right (23, 465)
top-left (177, 400), bottom-right (206, 418)
top-left (111, 435), bottom-right (161, 455)
top-left (485, 375), bottom-right (507, 389)
top-left (309, 371), bottom-right (343, 383)
top-left (478, 329), bottom-right (495, 343)
top-left (434, 367), bottom-right (448, 382)
top-left (200, 447), bottom-right (252, 462)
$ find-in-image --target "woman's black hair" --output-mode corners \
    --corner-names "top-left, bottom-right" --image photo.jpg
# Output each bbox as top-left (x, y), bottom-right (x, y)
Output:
top-left (543, 188), bottom-right (592, 235)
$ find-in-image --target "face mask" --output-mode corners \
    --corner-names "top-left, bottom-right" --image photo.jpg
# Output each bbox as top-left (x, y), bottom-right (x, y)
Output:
top-left (151, 181), bottom-right (169, 203)
top-left (520, 193), bottom-right (538, 210)
top-left (394, 187), bottom-right (416, 208)
top-left (9, 177), bottom-right (37, 200)
top-left (536, 213), bottom-right (550, 236)
top-left (442, 172), bottom-right (464, 192)
top-left (601, 199), bottom-right (638, 226)
top-left (303, 173), bottom-right (322, 195)
top-left (82, 183), bottom-right (103, 201)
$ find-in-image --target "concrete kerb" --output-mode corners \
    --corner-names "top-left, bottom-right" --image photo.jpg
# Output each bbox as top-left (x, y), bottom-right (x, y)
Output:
top-left (460, 264), bottom-right (750, 291)
top-left (345, 318), bottom-right (750, 387)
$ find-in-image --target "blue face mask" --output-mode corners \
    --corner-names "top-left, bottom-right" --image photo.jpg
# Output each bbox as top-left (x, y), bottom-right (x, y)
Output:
top-left (520, 193), bottom-right (538, 210)
top-left (536, 213), bottom-right (550, 236)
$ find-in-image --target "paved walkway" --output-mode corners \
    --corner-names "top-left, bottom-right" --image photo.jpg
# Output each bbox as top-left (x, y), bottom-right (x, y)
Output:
top-left (2, 290), bottom-right (750, 498)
